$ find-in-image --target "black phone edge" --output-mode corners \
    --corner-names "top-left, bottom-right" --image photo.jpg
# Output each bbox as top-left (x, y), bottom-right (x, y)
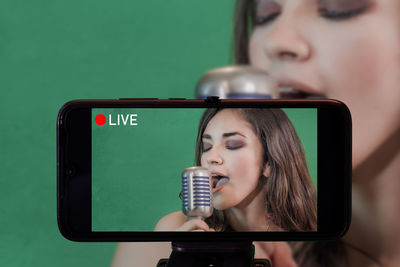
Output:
top-left (57, 98), bottom-right (352, 242)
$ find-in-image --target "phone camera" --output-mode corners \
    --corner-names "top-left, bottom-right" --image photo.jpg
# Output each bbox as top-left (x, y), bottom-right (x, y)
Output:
top-left (66, 166), bottom-right (76, 177)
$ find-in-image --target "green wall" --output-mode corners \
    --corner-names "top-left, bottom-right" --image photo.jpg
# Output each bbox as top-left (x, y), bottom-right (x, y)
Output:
top-left (0, 0), bottom-right (235, 266)
top-left (92, 108), bottom-right (204, 231)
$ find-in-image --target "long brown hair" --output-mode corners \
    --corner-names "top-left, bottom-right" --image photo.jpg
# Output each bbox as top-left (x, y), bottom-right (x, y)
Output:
top-left (234, 0), bottom-right (254, 64)
top-left (195, 108), bottom-right (317, 231)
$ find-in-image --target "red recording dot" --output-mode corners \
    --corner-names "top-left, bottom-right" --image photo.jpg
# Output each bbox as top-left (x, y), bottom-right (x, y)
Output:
top-left (95, 114), bottom-right (106, 125)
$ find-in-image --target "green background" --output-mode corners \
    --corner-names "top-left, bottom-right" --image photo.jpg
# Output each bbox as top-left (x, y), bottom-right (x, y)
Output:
top-left (0, 0), bottom-right (318, 266)
top-left (92, 108), bottom-right (317, 231)
top-left (92, 108), bottom-right (203, 231)
top-left (0, 0), bottom-right (235, 266)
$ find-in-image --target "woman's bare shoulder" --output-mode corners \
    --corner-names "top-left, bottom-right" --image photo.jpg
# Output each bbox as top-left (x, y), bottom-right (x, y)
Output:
top-left (154, 211), bottom-right (187, 231)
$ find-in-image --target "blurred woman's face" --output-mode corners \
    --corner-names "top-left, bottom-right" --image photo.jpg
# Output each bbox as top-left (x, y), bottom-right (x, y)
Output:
top-left (200, 109), bottom-right (268, 210)
top-left (249, 0), bottom-right (400, 168)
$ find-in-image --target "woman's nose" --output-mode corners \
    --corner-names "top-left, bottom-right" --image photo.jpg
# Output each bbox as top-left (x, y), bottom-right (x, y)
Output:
top-left (206, 148), bottom-right (223, 165)
top-left (262, 14), bottom-right (311, 62)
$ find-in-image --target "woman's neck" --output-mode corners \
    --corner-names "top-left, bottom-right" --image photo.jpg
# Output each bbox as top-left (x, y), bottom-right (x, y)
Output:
top-left (344, 127), bottom-right (400, 265)
top-left (224, 181), bottom-right (269, 231)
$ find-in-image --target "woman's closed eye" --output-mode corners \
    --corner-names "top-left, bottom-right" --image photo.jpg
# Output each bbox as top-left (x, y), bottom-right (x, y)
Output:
top-left (253, 0), bottom-right (374, 26)
top-left (318, 0), bottom-right (374, 20)
top-left (201, 140), bottom-right (245, 152)
top-left (253, 0), bottom-right (281, 26)
top-left (226, 140), bottom-right (245, 150)
top-left (202, 142), bottom-right (212, 153)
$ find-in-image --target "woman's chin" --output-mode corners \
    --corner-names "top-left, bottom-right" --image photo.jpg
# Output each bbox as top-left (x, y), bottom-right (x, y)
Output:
top-left (212, 197), bottom-right (233, 211)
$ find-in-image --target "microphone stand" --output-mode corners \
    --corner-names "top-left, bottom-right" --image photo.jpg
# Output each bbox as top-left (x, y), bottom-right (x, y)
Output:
top-left (157, 241), bottom-right (271, 267)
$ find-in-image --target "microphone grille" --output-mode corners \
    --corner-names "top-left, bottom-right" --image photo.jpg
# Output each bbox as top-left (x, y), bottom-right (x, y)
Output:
top-left (182, 167), bottom-right (213, 219)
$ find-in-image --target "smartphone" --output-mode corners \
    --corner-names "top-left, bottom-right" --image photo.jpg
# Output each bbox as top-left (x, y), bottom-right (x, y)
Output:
top-left (57, 98), bottom-right (351, 241)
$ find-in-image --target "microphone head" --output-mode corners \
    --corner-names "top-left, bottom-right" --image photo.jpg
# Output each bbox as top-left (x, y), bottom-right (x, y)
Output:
top-left (182, 166), bottom-right (213, 220)
top-left (195, 65), bottom-right (278, 99)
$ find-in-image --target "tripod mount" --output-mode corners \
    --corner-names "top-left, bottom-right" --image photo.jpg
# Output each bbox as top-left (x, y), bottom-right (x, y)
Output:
top-left (157, 241), bottom-right (271, 267)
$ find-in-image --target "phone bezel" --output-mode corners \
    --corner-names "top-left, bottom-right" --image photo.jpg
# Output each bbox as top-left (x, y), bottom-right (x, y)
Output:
top-left (57, 99), bottom-right (351, 241)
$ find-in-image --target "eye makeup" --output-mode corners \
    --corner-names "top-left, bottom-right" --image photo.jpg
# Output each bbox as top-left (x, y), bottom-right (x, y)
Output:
top-left (201, 132), bottom-right (246, 153)
top-left (202, 142), bottom-right (212, 153)
top-left (225, 140), bottom-right (245, 150)
top-left (318, 0), bottom-right (374, 20)
top-left (252, 0), bottom-right (374, 25)
top-left (253, 0), bottom-right (281, 26)
top-left (201, 139), bottom-right (245, 153)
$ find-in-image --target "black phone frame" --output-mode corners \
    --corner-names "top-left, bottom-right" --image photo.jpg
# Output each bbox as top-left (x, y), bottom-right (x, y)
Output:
top-left (57, 98), bottom-right (352, 241)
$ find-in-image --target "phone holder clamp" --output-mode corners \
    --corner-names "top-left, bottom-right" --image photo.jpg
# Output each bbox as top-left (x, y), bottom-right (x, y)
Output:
top-left (156, 241), bottom-right (271, 267)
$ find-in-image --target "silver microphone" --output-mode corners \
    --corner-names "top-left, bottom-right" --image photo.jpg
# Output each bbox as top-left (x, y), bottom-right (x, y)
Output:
top-left (182, 166), bottom-right (213, 220)
top-left (195, 65), bottom-right (278, 99)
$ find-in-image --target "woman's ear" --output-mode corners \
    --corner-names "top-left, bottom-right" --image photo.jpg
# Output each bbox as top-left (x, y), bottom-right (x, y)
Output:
top-left (263, 163), bottom-right (270, 178)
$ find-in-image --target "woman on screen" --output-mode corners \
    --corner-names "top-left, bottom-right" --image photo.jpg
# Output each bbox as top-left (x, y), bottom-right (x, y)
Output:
top-left (154, 108), bottom-right (317, 233)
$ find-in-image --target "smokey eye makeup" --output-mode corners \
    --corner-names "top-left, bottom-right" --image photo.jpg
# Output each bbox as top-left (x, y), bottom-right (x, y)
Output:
top-left (202, 141), bottom-right (212, 153)
top-left (253, 0), bottom-right (374, 26)
top-left (225, 140), bottom-right (245, 150)
top-left (201, 140), bottom-right (245, 152)
top-left (253, 0), bottom-right (281, 26)
top-left (318, 0), bottom-right (374, 20)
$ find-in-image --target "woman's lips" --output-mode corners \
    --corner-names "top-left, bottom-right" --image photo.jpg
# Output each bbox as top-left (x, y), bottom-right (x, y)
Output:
top-left (216, 177), bottom-right (229, 188)
top-left (211, 173), bottom-right (229, 193)
top-left (277, 78), bottom-right (325, 99)
top-left (212, 185), bottom-right (225, 193)
top-left (279, 87), bottom-right (325, 99)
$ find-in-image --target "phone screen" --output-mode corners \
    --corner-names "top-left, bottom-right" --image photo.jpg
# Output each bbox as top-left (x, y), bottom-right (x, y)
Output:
top-left (91, 108), bottom-right (318, 232)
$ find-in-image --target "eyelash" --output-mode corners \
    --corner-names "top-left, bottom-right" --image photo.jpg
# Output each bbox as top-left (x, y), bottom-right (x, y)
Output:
top-left (227, 144), bottom-right (244, 150)
top-left (319, 5), bottom-right (370, 20)
top-left (202, 145), bottom-right (211, 153)
top-left (254, 5), bottom-right (370, 26)
top-left (202, 143), bottom-right (244, 153)
top-left (254, 12), bottom-right (280, 26)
